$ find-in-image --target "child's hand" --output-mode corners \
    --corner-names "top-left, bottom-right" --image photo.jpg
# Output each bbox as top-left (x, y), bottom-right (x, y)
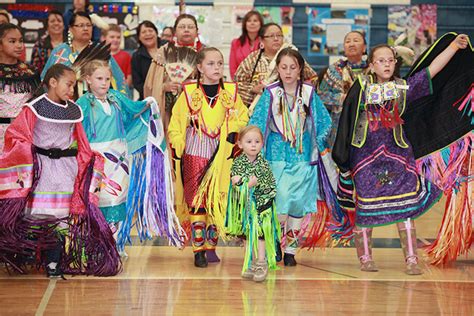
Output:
top-left (453, 34), bottom-right (469, 50)
top-left (248, 175), bottom-right (258, 188)
top-left (144, 96), bottom-right (156, 106)
top-left (231, 175), bottom-right (242, 185)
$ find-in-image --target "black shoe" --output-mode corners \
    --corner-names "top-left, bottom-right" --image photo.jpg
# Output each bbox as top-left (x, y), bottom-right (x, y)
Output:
top-left (283, 253), bottom-right (297, 266)
top-left (275, 241), bottom-right (282, 262)
top-left (194, 251), bottom-right (208, 268)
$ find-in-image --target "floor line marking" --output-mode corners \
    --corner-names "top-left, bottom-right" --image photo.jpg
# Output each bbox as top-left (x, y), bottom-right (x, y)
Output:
top-left (3, 276), bottom-right (473, 283)
top-left (35, 279), bottom-right (56, 316)
top-left (298, 263), bottom-right (359, 279)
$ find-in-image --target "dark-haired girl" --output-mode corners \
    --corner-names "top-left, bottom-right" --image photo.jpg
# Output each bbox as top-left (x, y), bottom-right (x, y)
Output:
top-left (168, 47), bottom-right (248, 268)
top-left (234, 23), bottom-right (318, 107)
top-left (249, 48), bottom-right (331, 266)
top-left (0, 23), bottom-right (40, 153)
top-left (0, 64), bottom-right (120, 277)
top-left (332, 34), bottom-right (471, 274)
top-left (229, 10), bottom-right (263, 79)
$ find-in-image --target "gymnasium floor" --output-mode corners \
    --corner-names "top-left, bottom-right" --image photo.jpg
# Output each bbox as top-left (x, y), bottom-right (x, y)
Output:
top-left (1, 201), bottom-right (473, 315)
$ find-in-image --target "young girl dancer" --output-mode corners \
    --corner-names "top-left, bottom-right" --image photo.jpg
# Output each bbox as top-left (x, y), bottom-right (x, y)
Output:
top-left (0, 64), bottom-right (120, 277)
top-left (249, 48), bottom-right (332, 266)
top-left (168, 47), bottom-right (249, 267)
top-left (226, 125), bottom-right (279, 282)
top-left (331, 34), bottom-right (470, 275)
top-left (76, 60), bottom-right (153, 235)
top-left (0, 23), bottom-right (40, 153)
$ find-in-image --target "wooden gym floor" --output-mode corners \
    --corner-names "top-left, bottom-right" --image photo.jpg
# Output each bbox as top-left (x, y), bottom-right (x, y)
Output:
top-left (1, 200), bottom-right (473, 315)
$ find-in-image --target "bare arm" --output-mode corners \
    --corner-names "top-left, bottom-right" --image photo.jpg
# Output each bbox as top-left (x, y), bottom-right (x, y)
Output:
top-left (428, 34), bottom-right (469, 78)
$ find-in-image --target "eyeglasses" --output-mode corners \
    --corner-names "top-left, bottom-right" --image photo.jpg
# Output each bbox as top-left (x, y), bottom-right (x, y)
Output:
top-left (373, 58), bottom-right (397, 65)
top-left (73, 23), bottom-right (93, 29)
top-left (263, 34), bottom-right (284, 39)
top-left (176, 24), bottom-right (196, 30)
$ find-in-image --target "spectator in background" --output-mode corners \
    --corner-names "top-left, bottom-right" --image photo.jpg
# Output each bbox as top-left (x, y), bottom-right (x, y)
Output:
top-left (30, 10), bottom-right (65, 74)
top-left (131, 21), bottom-right (160, 99)
top-left (0, 10), bottom-right (9, 25)
top-left (102, 24), bottom-right (132, 87)
top-left (0, 9), bottom-right (26, 62)
top-left (161, 26), bottom-right (173, 43)
top-left (229, 10), bottom-right (263, 79)
top-left (63, 0), bottom-right (101, 42)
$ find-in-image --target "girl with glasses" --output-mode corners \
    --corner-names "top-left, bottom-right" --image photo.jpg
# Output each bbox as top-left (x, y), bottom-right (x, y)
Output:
top-left (331, 34), bottom-right (471, 274)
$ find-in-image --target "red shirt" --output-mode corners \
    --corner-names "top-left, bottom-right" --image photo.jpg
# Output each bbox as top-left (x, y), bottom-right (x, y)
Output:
top-left (229, 36), bottom-right (260, 79)
top-left (112, 50), bottom-right (132, 78)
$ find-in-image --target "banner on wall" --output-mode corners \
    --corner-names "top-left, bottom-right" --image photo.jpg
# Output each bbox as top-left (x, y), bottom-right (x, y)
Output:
top-left (307, 7), bottom-right (370, 59)
top-left (388, 5), bottom-right (437, 60)
top-left (255, 6), bottom-right (294, 43)
top-left (0, 4), bottom-right (66, 46)
top-left (88, 4), bottom-right (140, 50)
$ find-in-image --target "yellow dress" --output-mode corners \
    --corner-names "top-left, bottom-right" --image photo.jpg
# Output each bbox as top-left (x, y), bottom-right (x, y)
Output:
top-left (168, 81), bottom-right (249, 250)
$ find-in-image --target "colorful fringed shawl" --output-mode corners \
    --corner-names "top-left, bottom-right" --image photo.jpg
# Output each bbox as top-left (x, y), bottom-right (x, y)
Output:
top-left (0, 104), bottom-right (121, 276)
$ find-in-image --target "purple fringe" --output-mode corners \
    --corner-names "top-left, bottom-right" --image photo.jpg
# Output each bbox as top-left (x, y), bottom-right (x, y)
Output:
top-left (147, 145), bottom-right (182, 246)
top-left (0, 215), bottom-right (64, 274)
top-left (62, 157), bottom-right (122, 276)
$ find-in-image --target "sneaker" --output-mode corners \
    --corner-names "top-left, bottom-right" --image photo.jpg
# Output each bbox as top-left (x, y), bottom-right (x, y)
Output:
top-left (253, 262), bottom-right (268, 282)
top-left (405, 256), bottom-right (422, 275)
top-left (241, 263), bottom-right (256, 280)
top-left (283, 253), bottom-right (297, 266)
top-left (194, 251), bottom-right (208, 268)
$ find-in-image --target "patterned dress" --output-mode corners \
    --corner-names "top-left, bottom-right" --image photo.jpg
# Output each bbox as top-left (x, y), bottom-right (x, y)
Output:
top-left (230, 153), bottom-right (276, 213)
top-left (345, 70), bottom-right (442, 227)
top-left (0, 62), bottom-right (40, 153)
top-left (24, 95), bottom-right (82, 218)
top-left (168, 82), bottom-right (249, 208)
top-left (77, 90), bottom-right (148, 223)
top-left (250, 82), bottom-right (331, 217)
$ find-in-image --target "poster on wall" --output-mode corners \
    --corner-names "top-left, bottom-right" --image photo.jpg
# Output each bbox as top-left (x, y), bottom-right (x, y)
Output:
top-left (307, 7), bottom-right (370, 58)
top-left (151, 5), bottom-right (179, 35)
top-left (255, 6), bottom-right (294, 43)
top-left (0, 4), bottom-right (66, 47)
top-left (388, 5), bottom-right (437, 60)
top-left (88, 4), bottom-right (140, 50)
top-left (231, 6), bottom-right (253, 39)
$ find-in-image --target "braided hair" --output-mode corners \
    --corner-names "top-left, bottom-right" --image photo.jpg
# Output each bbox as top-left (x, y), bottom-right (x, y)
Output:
top-left (250, 23), bottom-right (283, 79)
top-left (275, 47), bottom-right (308, 115)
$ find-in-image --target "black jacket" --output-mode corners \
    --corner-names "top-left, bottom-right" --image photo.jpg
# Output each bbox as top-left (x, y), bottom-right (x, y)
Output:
top-left (131, 45), bottom-right (153, 100)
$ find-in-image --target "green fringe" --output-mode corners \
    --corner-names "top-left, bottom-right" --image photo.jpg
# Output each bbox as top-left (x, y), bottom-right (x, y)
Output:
top-left (225, 180), bottom-right (280, 273)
